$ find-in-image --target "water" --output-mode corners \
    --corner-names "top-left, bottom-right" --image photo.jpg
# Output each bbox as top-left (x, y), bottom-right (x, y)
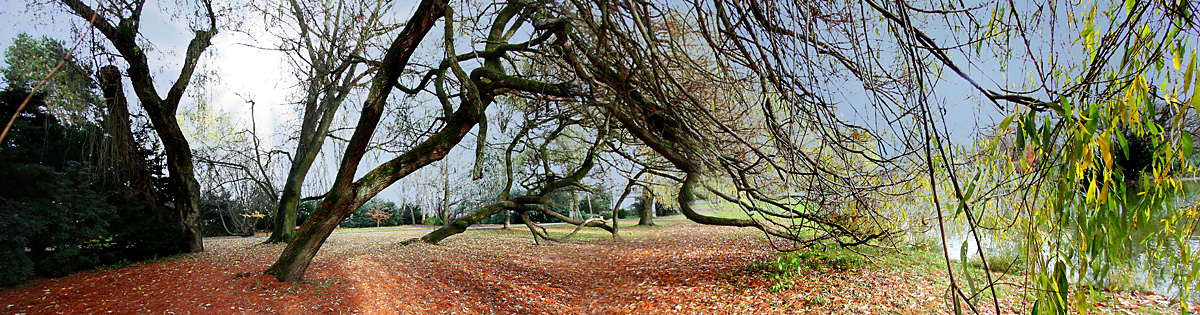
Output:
top-left (921, 182), bottom-right (1200, 303)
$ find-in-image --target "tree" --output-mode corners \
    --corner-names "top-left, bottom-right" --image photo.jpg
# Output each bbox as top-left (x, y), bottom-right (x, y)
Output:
top-left (189, 101), bottom-right (284, 236)
top-left (247, 3), bottom-right (1200, 313)
top-left (365, 203), bottom-right (391, 228)
top-left (266, 0), bottom-right (580, 281)
top-left (637, 187), bottom-right (655, 226)
top-left (0, 80), bottom-right (184, 284)
top-left (264, 0), bottom-right (446, 281)
top-left (58, 0), bottom-right (220, 252)
top-left (261, 0), bottom-right (399, 243)
top-left (1, 33), bottom-right (99, 122)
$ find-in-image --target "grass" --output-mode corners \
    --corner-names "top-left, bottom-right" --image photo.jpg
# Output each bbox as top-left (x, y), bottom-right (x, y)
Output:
top-left (330, 225), bottom-right (433, 234)
top-left (475, 215), bottom-right (689, 242)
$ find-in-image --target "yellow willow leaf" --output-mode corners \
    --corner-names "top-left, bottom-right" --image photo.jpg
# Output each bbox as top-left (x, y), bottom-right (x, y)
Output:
top-left (1087, 177), bottom-right (1098, 202)
top-left (1184, 54), bottom-right (1196, 95)
top-left (1099, 132), bottom-right (1113, 167)
top-left (1193, 85), bottom-right (1200, 116)
top-left (1100, 182), bottom-right (1110, 204)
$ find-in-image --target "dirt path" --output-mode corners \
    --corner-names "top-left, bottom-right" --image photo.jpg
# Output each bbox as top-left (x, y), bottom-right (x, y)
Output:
top-left (1, 221), bottom-right (951, 314)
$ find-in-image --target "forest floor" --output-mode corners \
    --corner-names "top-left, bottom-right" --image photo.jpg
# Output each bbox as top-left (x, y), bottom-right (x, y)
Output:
top-left (0, 215), bottom-right (1193, 314)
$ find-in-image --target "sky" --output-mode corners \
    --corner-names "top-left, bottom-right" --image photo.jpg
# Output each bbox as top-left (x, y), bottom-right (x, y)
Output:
top-left (5, 0), bottom-right (1192, 212)
top-left (0, 0), bottom-right (1030, 211)
top-left (0, 0), bottom-right (440, 205)
top-left (1, 0), bottom-right (290, 135)
top-left (0, 0), bottom-right (627, 210)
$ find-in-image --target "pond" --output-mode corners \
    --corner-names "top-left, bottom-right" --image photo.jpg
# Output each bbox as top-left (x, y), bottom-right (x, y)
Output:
top-left (922, 181), bottom-right (1200, 303)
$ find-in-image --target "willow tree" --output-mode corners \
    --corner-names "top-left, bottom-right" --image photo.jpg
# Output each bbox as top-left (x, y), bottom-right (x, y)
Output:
top-left (60, 0), bottom-right (220, 252)
top-left (547, 0), bottom-right (1199, 312)
top-left (261, 1), bottom-right (1200, 312)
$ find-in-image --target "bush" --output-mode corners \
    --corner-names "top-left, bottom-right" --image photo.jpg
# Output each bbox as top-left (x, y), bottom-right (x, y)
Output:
top-left (479, 211), bottom-right (513, 225)
top-left (385, 203), bottom-right (423, 226)
top-left (422, 216), bottom-right (443, 226)
top-left (0, 86), bottom-right (187, 285)
top-left (758, 250), bottom-right (866, 292)
top-left (655, 202), bottom-right (680, 217)
top-left (0, 200), bottom-right (35, 286)
top-left (597, 208), bottom-right (629, 220)
top-left (965, 251), bottom-right (1026, 274)
top-left (626, 198), bottom-right (679, 217)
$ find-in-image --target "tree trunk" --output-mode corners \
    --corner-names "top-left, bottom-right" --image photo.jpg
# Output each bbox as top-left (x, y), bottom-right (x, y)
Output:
top-left (419, 201), bottom-right (511, 244)
top-left (267, 156), bottom-right (315, 243)
top-left (503, 210), bottom-right (511, 229)
top-left (440, 171), bottom-right (451, 225)
top-left (264, 201), bottom-right (347, 282)
top-left (154, 107), bottom-right (206, 252)
top-left (611, 201), bottom-right (620, 240)
top-left (569, 189), bottom-right (579, 220)
top-left (638, 189), bottom-right (655, 226)
top-left (266, 0), bottom-right (364, 244)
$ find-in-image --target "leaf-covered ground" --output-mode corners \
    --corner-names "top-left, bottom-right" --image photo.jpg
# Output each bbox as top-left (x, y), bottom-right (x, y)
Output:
top-left (0, 218), bottom-right (1190, 314)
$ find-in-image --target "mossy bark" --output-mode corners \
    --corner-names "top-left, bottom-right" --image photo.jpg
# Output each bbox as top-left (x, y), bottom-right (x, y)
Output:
top-left (420, 202), bottom-right (513, 244)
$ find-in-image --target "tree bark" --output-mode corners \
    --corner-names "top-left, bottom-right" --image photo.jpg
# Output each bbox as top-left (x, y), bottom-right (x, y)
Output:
top-left (638, 188), bottom-right (655, 226)
top-left (98, 65), bottom-right (166, 222)
top-left (419, 201), bottom-right (514, 244)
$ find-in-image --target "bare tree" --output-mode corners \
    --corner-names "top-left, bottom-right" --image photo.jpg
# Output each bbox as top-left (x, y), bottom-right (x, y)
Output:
top-left (259, 0), bottom-right (399, 243)
top-left (61, 0), bottom-right (220, 252)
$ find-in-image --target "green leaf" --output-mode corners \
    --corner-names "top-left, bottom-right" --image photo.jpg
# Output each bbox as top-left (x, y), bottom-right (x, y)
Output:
top-left (1183, 132), bottom-right (1194, 158)
top-left (998, 113), bottom-right (1016, 131)
top-left (953, 291), bottom-right (963, 315)
top-left (1117, 131), bottom-right (1130, 159)
top-left (1044, 100), bottom-right (1066, 117)
top-left (1053, 260), bottom-right (1068, 315)
top-left (1024, 111), bottom-right (1038, 145)
top-left (1184, 55), bottom-right (1196, 95)
top-left (1193, 74), bottom-right (1200, 115)
top-left (1041, 117), bottom-right (1053, 148)
top-left (1016, 124), bottom-right (1026, 151)
top-left (960, 240), bottom-right (978, 296)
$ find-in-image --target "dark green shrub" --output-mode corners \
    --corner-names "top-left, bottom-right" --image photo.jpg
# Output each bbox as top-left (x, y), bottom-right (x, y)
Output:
top-left (654, 202), bottom-right (680, 217)
top-left (0, 200), bottom-right (35, 286)
top-left (422, 216), bottom-right (443, 226)
top-left (479, 211), bottom-right (513, 224)
top-left (385, 203), bottom-right (423, 225)
top-left (0, 86), bottom-right (186, 285)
